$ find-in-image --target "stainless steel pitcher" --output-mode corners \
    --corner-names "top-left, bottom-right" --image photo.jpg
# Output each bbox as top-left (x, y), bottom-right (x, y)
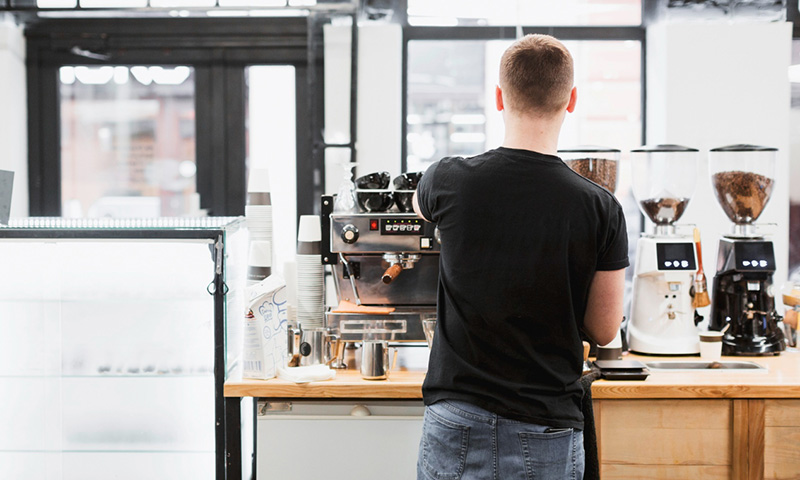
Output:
top-left (299, 327), bottom-right (339, 367)
top-left (360, 340), bottom-right (398, 380)
top-left (287, 323), bottom-right (302, 367)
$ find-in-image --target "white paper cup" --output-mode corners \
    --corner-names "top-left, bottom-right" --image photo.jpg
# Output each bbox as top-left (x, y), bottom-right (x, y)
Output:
top-left (248, 240), bottom-right (272, 267)
top-left (297, 215), bottom-right (322, 242)
top-left (699, 332), bottom-right (724, 361)
top-left (247, 167), bottom-right (271, 193)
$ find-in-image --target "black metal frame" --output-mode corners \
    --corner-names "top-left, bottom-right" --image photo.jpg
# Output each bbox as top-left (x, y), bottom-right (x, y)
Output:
top-left (23, 17), bottom-right (316, 218)
top-left (790, 0), bottom-right (800, 38)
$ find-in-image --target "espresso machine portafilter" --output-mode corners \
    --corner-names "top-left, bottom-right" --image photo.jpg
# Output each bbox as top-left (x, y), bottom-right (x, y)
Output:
top-left (321, 195), bottom-right (440, 343)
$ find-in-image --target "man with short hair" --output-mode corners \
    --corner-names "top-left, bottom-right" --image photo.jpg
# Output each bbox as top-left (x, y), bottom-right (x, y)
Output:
top-left (413, 34), bottom-right (628, 480)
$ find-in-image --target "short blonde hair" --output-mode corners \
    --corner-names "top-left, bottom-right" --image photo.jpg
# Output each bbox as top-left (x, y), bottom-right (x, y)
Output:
top-left (499, 34), bottom-right (574, 116)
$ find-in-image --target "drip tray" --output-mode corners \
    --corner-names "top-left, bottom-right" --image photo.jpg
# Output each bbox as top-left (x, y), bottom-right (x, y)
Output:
top-left (645, 361), bottom-right (766, 371)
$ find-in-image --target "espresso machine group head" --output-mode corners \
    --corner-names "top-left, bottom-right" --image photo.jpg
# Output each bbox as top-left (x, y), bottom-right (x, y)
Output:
top-left (320, 195), bottom-right (439, 343)
top-left (628, 145), bottom-right (702, 355)
top-left (708, 145), bottom-right (785, 355)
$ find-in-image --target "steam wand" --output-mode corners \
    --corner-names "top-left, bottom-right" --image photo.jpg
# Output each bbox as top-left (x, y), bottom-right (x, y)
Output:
top-left (339, 253), bottom-right (362, 306)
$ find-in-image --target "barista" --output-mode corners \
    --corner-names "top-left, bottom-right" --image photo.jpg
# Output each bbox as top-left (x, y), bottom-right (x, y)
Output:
top-left (412, 34), bottom-right (628, 479)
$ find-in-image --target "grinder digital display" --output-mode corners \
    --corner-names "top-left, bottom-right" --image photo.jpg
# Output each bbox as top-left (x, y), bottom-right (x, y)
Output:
top-left (733, 241), bottom-right (775, 271)
top-left (656, 242), bottom-right (696, 271)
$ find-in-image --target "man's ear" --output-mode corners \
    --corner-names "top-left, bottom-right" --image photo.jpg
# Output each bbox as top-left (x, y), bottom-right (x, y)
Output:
top-left (495, 85), bottom-right (504, 111)
top-left (566, 86), bottom-right (577, 113)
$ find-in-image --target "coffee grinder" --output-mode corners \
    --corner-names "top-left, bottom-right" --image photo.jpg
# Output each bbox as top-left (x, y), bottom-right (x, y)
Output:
top-left (708, 144), bottom-right (785, 355)
top-left (628, 145), bottom-right (701, 355)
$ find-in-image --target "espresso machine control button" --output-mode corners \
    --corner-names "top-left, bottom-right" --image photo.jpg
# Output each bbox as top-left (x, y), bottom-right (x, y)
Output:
top-left (341, 224), bottom-right (359, 244)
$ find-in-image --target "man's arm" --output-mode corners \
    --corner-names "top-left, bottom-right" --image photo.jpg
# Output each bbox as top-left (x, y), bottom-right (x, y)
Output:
top-left (583, 269), bottom-right (626, 346)
top-left (412, 191), bottom-right (431, 222)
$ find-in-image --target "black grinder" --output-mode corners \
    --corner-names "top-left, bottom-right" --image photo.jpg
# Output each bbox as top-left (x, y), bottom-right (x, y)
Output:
top-left (710, 238), bottom-right (785, 355)
top-left (708, 145), bottom-right (785, 355)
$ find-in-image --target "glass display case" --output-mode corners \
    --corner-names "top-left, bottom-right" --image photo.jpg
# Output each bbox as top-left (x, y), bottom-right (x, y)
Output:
top-left (0, 217), bottom-right (248, 480)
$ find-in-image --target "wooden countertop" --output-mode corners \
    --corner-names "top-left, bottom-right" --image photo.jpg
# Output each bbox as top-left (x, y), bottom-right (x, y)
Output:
top-left (225, 369), bottom-right (425, 399)
top-left (591, 351), bottom-right (800, 399)
top-left (224, 350), bottom-right (800, 400)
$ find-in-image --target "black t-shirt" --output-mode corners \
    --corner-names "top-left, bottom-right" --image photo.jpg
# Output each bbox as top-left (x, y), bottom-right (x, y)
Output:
top-left (416, 147), bottom-right (629, 430)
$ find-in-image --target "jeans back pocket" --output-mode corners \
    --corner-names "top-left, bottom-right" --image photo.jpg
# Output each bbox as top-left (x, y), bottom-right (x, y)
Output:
top-left (518, 429), bottom-right (576, 480)
top-left (421, 407), bottom-right (470, 480)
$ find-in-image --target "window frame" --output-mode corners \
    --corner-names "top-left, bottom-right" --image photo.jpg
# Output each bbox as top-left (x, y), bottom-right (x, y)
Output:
top-left (791, 0), bottom-right (800, 37)
top-left (398, 0), bottom-right (651, 171)
top-left (24, 16), bottom-right (317, 218)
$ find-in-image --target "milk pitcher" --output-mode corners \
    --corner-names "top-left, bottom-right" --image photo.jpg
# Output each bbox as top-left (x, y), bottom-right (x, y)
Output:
top-left (360, 340), bottom-right (398, 380)
top-left (299, 327), bottom-right (340, 367)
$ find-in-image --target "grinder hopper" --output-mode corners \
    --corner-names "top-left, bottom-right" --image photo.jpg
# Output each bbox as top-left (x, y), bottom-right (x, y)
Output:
top-left (709, 144), bottom-right (776, 237)
top-left (631, 145), bottom-right (698, 235)
top-left (559, 146), bottom-right (620, 194)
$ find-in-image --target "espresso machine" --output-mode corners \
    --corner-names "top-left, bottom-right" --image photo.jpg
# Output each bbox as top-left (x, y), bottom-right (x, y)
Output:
top-left (320, 195), bottom-right (439, 344)
top-left (708, 145), bottom-right (785, 355)
top-left (628, 145), bottom-right (701, 355)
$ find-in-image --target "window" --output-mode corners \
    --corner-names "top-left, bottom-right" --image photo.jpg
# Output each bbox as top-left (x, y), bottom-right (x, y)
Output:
top-left (25, 17), bottom-right (314, 220)
top-left (406, 39), bottom-right (642, 171)
top-left (60, 66), bottom-right (197, 218)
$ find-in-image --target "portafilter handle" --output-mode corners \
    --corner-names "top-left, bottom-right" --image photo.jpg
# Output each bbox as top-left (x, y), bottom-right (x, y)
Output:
top-left (381, 253), bottom-right (421, 284)
top-left (382, 263), bottom-right (403, 284)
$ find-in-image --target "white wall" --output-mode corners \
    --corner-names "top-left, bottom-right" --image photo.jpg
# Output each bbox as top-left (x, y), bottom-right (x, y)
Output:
top-left (355, 24), bottom-right (402, 180)
top-left (323, 23), bottom-right (353, 195)
top-left (791, 107), bottom-right (800, 204)
top-left (324, 22), bottom-right (402, 191)
top-left (0, 17), bottom-right (27, 218)
top-left (646, 21), bottom-right (792, 292)
top-left (248, 65), bottom-right (297, 273)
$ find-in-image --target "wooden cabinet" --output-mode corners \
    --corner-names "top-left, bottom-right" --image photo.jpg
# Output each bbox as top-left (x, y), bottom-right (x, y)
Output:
top-left (595, 398), bottom-right (800, 480)
top-left (765, 400), bottom-right (800, 479)
top-left (226, 353), bottom-right (800, 480)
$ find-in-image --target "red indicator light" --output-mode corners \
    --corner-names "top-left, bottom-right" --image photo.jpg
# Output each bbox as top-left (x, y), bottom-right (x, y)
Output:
top-left (370, 220), bottom-right (379, 230)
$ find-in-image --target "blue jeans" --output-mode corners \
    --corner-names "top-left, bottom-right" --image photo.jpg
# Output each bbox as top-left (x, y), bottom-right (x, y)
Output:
top-left (417, 400), bottom-right (584, 480)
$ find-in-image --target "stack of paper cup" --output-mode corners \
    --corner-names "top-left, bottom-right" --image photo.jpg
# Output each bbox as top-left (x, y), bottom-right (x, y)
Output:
top-left (247, 240), bottom-right (272, 285)
top-left (296, 215), bottom-right (324, 329)
top-left (246, 167), bottom-right (273, 247)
